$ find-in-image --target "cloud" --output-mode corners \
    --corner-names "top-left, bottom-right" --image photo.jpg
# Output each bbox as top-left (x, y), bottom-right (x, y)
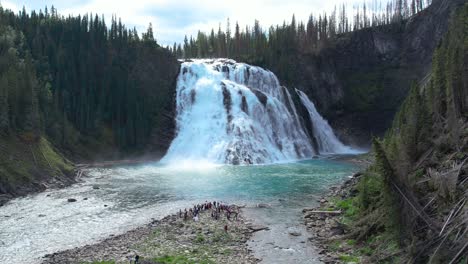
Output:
top-left (1, 0), bottom-right (19, 11)
top-left (2, 0), bottom-right (365, 46)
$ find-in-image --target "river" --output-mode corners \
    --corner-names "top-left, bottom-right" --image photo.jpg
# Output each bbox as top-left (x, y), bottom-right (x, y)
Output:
top-left (0, 157), bottom-right (357, 263)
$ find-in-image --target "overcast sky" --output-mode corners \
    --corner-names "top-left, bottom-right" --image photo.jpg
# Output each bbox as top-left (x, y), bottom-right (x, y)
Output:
top-left (1, 0), bottom-right (365, 46)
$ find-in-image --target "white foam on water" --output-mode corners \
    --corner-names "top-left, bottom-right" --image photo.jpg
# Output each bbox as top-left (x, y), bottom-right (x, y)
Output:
top-left (162, 59), bottom-right (316, 165)
top-left (163, 59), bottom-right (360, 165)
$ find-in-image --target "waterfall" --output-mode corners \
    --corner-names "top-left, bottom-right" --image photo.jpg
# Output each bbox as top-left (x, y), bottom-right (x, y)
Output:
top-left (161, 59), bottom-right (354, 165)
top-left (296, 89), bottom-right (357, 154)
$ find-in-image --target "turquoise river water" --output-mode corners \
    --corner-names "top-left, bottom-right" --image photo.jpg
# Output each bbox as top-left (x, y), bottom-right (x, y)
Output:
top-left (0, 157), bottom-right (358, 263)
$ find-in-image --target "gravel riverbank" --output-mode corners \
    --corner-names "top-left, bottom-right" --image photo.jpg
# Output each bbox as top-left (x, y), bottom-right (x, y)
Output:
top-left (302, 173), bottom-right (363, 264)
top-left (43, 204), bottom-right (260, 264)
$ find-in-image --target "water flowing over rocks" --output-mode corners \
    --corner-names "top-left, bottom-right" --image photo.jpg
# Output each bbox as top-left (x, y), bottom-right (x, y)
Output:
top-left (296, 89), bottom-right (358, 154)
top-left (162, 59), bottom-right (356, 165)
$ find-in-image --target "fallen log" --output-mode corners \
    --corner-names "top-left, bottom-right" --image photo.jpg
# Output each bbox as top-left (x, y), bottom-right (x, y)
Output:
top-left (304, 210), bottom-right (342, 218)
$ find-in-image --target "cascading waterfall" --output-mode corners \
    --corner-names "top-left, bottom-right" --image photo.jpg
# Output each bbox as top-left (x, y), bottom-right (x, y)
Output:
top-left (161, 59), bottom-right (354, 165)
top-left (296, 89), bottom-right (356, 154)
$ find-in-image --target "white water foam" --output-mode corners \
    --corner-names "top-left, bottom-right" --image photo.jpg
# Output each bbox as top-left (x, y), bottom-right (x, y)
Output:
top-left (162, 59), bottom-right (358, 165)
top-left (296, 89), bottom-right (360, 154)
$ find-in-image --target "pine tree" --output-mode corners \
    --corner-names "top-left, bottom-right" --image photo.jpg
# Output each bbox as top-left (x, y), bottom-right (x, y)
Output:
top-left (234, 22), bottom-right (240, 55)
top-left (226, 18), bottom-right (232, 57)
top-left (183, 35), bottom-right (189, 58)
top-left (142, 22), bottom-right (156, 44)
top-left (0, 74), bottom-right (9, 134)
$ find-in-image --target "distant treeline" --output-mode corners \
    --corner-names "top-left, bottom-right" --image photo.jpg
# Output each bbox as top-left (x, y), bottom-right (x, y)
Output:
top-left (0, 6), bottom-right (178, 152)
top-left (170, 0), bottom-right (432, 60)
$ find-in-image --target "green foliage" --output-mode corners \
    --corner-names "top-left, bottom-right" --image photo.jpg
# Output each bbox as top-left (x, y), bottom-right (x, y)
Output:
top-left (357, 169), bottom-right (385, 211)
top-left (359, 246), bottom-right (373, 256)
top-left (343, 67), bottom-right (397, 113)
top-left (174, 0), bottom-right (429, 61)
top-left (195, 233), bottom-right (205, 243)
top-left (336, 197), bottom-right (359, 218)
top-left (154, 255), bottom-right (193, 264)
top-left (372, 139), bottom-right (394, 183)
top-left (0, 25), bottom-right (42, 138)
top-left (211, 230), bottom-right (231, 243)
top-left (0, 6), bottom-right (179, 152)
top-left (339, 5), bottom-right (468, 262)
top-left (339, 254), bottom-right (359, 262)
top-left (154, 255), bottom-right (214, 264)
top-left (172, 1), bottom-right (430, 89)
top-left (0, 135), bottom-right (73, 195)
top-left (379, 3), bottom-right (467, 177)
top-left (400, 6), bottom-right (467, 261)
top-left (38, 137), bottom-right (73, 173)
top-left (81, 261), bottom-right (115, 264)
top-left (0, 5), bottom-right (179, 195)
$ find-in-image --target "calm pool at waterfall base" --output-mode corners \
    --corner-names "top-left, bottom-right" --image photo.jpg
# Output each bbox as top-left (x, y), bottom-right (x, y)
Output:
top-left (0, 157), bottom-right (359, 264)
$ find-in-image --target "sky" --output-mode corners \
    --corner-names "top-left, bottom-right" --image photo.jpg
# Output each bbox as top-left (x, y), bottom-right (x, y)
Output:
top-left (0, 0), bottom-right (365, 46)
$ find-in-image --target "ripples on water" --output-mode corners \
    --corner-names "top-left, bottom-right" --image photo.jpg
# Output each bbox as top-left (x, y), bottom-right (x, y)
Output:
top-left (0, 158), bottom-right (357, 263)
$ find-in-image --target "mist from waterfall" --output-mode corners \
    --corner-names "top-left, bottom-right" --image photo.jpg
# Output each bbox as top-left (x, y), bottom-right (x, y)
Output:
top-left (161, 59), bottom-right (356, 165)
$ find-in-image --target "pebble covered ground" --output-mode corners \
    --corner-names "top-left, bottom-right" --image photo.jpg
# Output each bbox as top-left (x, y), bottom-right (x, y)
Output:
top-left (303, 174), bottom-right (362, 264)
top-left (43, 205), bottom-right (260, 264)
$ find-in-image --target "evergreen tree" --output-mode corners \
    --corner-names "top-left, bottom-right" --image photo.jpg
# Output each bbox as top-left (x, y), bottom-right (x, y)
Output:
top-left (0, 74), bottom-right (9, 134)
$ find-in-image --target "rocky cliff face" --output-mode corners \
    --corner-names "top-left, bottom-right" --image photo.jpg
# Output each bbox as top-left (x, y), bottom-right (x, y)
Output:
top-left (292, 0), bottom-right (465, 147)
top-left (145, 0), bottom-right (464, 156)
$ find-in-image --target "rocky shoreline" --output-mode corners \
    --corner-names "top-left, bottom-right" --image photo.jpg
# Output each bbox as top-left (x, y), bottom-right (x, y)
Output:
top-left (34, 156), bottom-right (370, 264)
top-left (0, 170), bottom-right (77, 207)
top-left (43, 204), bottom-right (260, 264)
top-left (0, 158), bottom-right (160, 207)
top-left (302, 173), bottom-right (364, 264)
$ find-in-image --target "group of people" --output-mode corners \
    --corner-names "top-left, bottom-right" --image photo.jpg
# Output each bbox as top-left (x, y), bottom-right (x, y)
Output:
top-left (178, 201), bottom-right (239, 222)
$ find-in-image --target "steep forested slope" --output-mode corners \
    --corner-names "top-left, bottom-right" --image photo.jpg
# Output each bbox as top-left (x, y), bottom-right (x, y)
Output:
top-left (0, 7), bottom-right (179, 202)
top-left (336, 5), bottom-right (467, 262)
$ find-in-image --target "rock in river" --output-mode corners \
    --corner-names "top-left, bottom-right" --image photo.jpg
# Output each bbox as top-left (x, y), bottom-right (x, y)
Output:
top-left (289, 231), bottom-right (302, 237)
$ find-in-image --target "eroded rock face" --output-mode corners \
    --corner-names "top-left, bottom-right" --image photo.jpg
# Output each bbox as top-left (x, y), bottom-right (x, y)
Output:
top-left (280, 0), bottom-right (464, 147)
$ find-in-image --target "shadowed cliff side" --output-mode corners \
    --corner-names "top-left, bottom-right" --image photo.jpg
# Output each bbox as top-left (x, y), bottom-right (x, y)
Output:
top-left (290, 0), bottom-right (466, 147)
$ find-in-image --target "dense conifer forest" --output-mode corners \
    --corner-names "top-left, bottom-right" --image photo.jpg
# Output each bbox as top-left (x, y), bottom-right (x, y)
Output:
top-left (170, 0), bottom-right (432, 84)
top-left (0, 6), bottom-right (179, 197)
top-left (0, 6), bottom-right (179, 152)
